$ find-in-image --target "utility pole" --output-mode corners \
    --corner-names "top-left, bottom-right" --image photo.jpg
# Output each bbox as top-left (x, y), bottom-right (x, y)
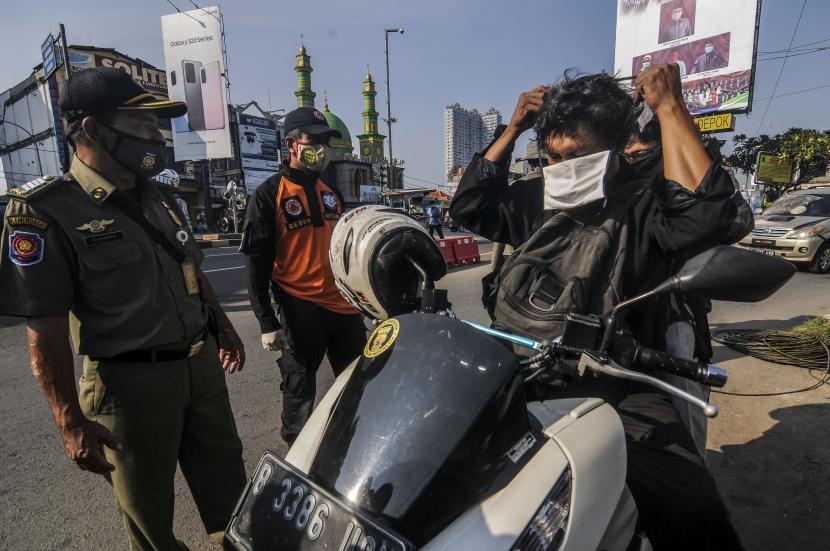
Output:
top-left (384, 27), bottom-right (404, 189)
top-left (201, 161), bottom-right (214, 232)
top-left (58, 23), bottom-right (71, 172)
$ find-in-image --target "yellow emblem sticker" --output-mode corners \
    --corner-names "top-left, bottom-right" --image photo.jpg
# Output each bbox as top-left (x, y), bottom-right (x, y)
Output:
top-left (300, 147), bottom-right (319, 165)
top-left (364, 319), bottom-right (400, 358)
top-left (76, 219), bottom-right (115, 233)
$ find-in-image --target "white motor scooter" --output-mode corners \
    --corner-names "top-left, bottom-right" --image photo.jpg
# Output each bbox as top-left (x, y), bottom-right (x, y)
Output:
top-left (223, 245), bottom-right (793, 551)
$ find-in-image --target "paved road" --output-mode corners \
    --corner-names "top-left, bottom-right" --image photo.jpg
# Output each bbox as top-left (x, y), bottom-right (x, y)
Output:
top-left (1, 246), bottom-right (827, 550)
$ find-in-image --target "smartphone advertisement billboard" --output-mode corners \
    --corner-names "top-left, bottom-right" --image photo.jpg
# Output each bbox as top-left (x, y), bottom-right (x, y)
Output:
top-left (238, 113), bottom-right (279, 188)
top-left (161, 5), bottom-right (232, 160)
top-left (614, 0), bottom-right (761, 116)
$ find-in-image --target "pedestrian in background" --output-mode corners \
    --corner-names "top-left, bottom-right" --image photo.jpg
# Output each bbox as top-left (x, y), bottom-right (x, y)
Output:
top-left (0, 68), bottom-right (247, 550)
top-left (241, 107), bottom-right (367, 445)
top-left (427, 203), bottom-right (445, 239)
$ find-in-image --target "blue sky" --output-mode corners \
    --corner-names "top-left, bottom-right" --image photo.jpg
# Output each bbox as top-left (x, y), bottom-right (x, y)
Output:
top-left (2, 0), bottom-right (830, 187)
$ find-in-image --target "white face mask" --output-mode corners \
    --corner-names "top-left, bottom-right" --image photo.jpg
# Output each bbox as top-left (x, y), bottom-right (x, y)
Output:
top-left (672, 12), bottom-right (682, 21)
top-left (542, 150), bottom-right (612, 210)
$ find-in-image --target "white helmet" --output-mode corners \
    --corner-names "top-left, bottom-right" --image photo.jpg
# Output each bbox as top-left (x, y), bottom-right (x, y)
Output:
top-left (330, 205), bottom-right (447, 320)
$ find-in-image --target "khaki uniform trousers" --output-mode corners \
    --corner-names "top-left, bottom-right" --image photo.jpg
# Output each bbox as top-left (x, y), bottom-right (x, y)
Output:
top-left (79, 333), bottom-right (246, 551)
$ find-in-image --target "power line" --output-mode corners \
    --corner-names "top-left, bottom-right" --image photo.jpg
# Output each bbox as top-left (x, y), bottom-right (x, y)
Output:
top-left (402, 174), bottom-right (443, 188)
top-left (186, 0), bottom-right (221, 21)
top-left (757, 45), bottom-right (830, 62)
top-left (162, 0), bottom-right (203, 26)
top-left (753, 82), bottom-right (830, 102)
top-left (755, 0), bottom-right (808, 134)
top-left (758, 36), bottom-right (830, 54)
top-left (2, 144), bottom-right (63, 155)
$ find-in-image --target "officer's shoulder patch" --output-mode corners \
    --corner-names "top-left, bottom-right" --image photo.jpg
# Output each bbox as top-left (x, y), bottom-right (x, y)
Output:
top-left (7, 175), bottom-right (64, 201)
top-left (8, 230), bottom-right (45, 266)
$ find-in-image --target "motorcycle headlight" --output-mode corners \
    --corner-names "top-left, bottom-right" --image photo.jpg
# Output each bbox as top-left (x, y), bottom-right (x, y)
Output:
top-left (788, 226), bottom-right (825, 239)
top-left (512, 467), bottom-right (571, 551)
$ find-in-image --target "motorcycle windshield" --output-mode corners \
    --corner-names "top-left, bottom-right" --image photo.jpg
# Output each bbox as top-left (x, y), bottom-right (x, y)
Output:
top-left (308, 314), bottom-right (533, 544)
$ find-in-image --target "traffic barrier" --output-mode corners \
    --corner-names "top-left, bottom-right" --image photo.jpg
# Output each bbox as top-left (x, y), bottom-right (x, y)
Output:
top-left (450, 235), bottom-right (481, 266)
top-left (436, 238), bottom-right (457, 268)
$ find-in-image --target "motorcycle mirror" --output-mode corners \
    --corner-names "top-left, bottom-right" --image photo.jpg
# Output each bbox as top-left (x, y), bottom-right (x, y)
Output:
top-left (651, 245), bottom-right (796, 302)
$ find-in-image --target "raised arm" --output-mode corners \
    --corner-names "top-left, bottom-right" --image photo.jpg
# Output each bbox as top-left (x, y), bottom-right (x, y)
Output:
top-left (449, 87), bottom-right (546, 246)
top-left (635, 64), bottom-right (711, 191)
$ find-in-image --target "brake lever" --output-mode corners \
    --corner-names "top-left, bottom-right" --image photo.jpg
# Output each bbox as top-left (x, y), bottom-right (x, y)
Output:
top-left (577, 351), bottom-right (719, 418)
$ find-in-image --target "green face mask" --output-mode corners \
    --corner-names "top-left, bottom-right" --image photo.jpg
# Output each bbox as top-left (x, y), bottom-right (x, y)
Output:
top-left (296, 143), bottom-right (331, 172)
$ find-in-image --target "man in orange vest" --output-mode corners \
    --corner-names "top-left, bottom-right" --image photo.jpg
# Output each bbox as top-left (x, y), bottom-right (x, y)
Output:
top-left (241, 107), bottom-right (367, 444)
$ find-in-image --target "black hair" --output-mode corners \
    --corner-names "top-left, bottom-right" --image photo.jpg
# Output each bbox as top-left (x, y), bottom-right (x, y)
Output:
top-left (534, 71), bottom-right (634, 152)
top-left (629, 118), bottom-right (661, 146)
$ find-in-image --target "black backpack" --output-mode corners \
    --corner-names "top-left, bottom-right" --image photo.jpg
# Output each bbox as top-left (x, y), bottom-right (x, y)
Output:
top-left (485, 183), bottom-right (645, 344)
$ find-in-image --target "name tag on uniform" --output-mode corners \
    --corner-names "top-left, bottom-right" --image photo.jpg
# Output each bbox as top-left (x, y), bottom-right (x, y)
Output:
top-left (182, 260), bottom-right (200, 296)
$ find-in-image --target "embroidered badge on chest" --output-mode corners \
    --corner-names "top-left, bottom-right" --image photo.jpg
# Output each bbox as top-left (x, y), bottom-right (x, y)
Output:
top-left (76, 219), bottom-right (115, 234)
top-left (321, 191), bottom-right (339, 212)
top-left (284, 197), bottom-right (304, 217)
top-left (8, 231), bottom-right (45, 266)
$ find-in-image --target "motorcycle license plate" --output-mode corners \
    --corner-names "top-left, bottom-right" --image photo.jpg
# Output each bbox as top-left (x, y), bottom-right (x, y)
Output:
top-left (225, 452), bottom-right (412, 551)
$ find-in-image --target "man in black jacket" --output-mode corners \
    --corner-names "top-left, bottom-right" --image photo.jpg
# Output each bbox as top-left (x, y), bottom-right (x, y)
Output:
top-left (450, 65), bottom-right (746, 550)
top-left (240, 107), bottom-right (366, 444)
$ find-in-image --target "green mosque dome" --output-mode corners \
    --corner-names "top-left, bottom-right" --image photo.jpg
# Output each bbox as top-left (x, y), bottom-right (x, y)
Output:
top-left (322, 100), bottom-right (354, 158)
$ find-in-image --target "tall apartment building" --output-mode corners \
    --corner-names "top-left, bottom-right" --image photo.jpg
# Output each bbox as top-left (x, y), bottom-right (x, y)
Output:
top-left (482, 107), bottom-right (502, 143)
top-left (444, 104), bottom-right (501, 184)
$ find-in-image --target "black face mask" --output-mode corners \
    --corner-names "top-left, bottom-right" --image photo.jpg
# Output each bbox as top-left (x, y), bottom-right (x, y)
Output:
top-left (624, 146), bottom-right (663, 178)
top-left (97, 121), bottom-right (167, 178)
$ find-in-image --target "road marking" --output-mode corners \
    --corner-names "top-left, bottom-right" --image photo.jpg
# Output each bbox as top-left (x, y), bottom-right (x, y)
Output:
top-left (204, 266), bottom-right (245, 273)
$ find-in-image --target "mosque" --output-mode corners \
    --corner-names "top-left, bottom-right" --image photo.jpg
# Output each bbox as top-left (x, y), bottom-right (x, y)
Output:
top-left (291, 43), bottom-right (404, 205)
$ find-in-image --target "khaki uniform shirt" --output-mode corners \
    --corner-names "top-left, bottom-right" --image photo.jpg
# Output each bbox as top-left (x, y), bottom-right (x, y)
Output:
top-left (0, 157), bottom-right (207, 357)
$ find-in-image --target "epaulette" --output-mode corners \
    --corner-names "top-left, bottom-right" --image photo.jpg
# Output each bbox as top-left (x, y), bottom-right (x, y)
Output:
top-left (7, 175), bottom-right (64, 201)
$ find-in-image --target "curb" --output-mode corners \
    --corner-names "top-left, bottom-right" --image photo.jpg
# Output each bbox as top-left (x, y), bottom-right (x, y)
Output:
top-left (198, 239), bottom-right (241, 249)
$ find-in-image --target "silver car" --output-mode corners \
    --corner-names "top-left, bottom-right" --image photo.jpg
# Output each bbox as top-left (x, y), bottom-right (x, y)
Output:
top-left (736, 187), bottom-right (830, 273)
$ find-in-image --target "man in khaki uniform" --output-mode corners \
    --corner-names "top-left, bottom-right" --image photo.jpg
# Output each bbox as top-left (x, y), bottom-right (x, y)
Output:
top-left (0, 68), bottom-right (246, 550)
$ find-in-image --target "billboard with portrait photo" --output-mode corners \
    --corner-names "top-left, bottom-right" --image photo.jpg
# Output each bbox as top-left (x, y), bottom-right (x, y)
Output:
top-left (615, 0), bottom-right (760, 115)
top-left (658, 0), bottom-right (696, 43)
top-left (632, 33), bottom-right (730, 77)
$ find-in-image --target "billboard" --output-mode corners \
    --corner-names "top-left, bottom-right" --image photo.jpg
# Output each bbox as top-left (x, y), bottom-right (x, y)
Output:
top-left (238, 113), bottom-right (279, 188)
top-left (161, 5), bottom-right (232, 161)
top-left (41, 34), bottom-right (57, 79)
top-left (756, 152), bottom-right (794, 185)
top-left (614, 0), bottom-right (761, 116)
top-left (68, 48), bottom-right (168, 97)
top-left (67, 47), bottom-right (174, 148)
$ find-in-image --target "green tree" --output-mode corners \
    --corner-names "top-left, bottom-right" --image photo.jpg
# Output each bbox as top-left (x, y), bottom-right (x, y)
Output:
top-left (778, 128), bottom-right (830, 184)
top-left (725, 128), bottom-right (830, 189)
top-left (723, 133), bottom-right (781, 174)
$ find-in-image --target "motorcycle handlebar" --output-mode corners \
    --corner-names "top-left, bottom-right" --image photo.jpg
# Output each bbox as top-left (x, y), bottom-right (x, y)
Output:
top-left (635, 346), bottom-right (728, 388)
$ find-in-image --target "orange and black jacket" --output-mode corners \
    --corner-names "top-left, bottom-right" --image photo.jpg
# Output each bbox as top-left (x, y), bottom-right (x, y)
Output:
top-left (241, 162), bottom-right (355, 333)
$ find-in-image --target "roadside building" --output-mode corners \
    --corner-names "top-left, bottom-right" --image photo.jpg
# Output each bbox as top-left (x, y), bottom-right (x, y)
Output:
top-left (0, 44), bottom-right (232, 229)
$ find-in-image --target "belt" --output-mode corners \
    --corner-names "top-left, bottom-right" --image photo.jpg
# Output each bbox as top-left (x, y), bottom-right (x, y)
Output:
top-left (94, 328), bottom-right (208, 363)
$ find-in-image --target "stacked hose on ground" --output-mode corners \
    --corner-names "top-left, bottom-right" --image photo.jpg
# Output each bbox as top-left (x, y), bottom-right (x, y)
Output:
top-left (711, 329), bottom-right (830, 396)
